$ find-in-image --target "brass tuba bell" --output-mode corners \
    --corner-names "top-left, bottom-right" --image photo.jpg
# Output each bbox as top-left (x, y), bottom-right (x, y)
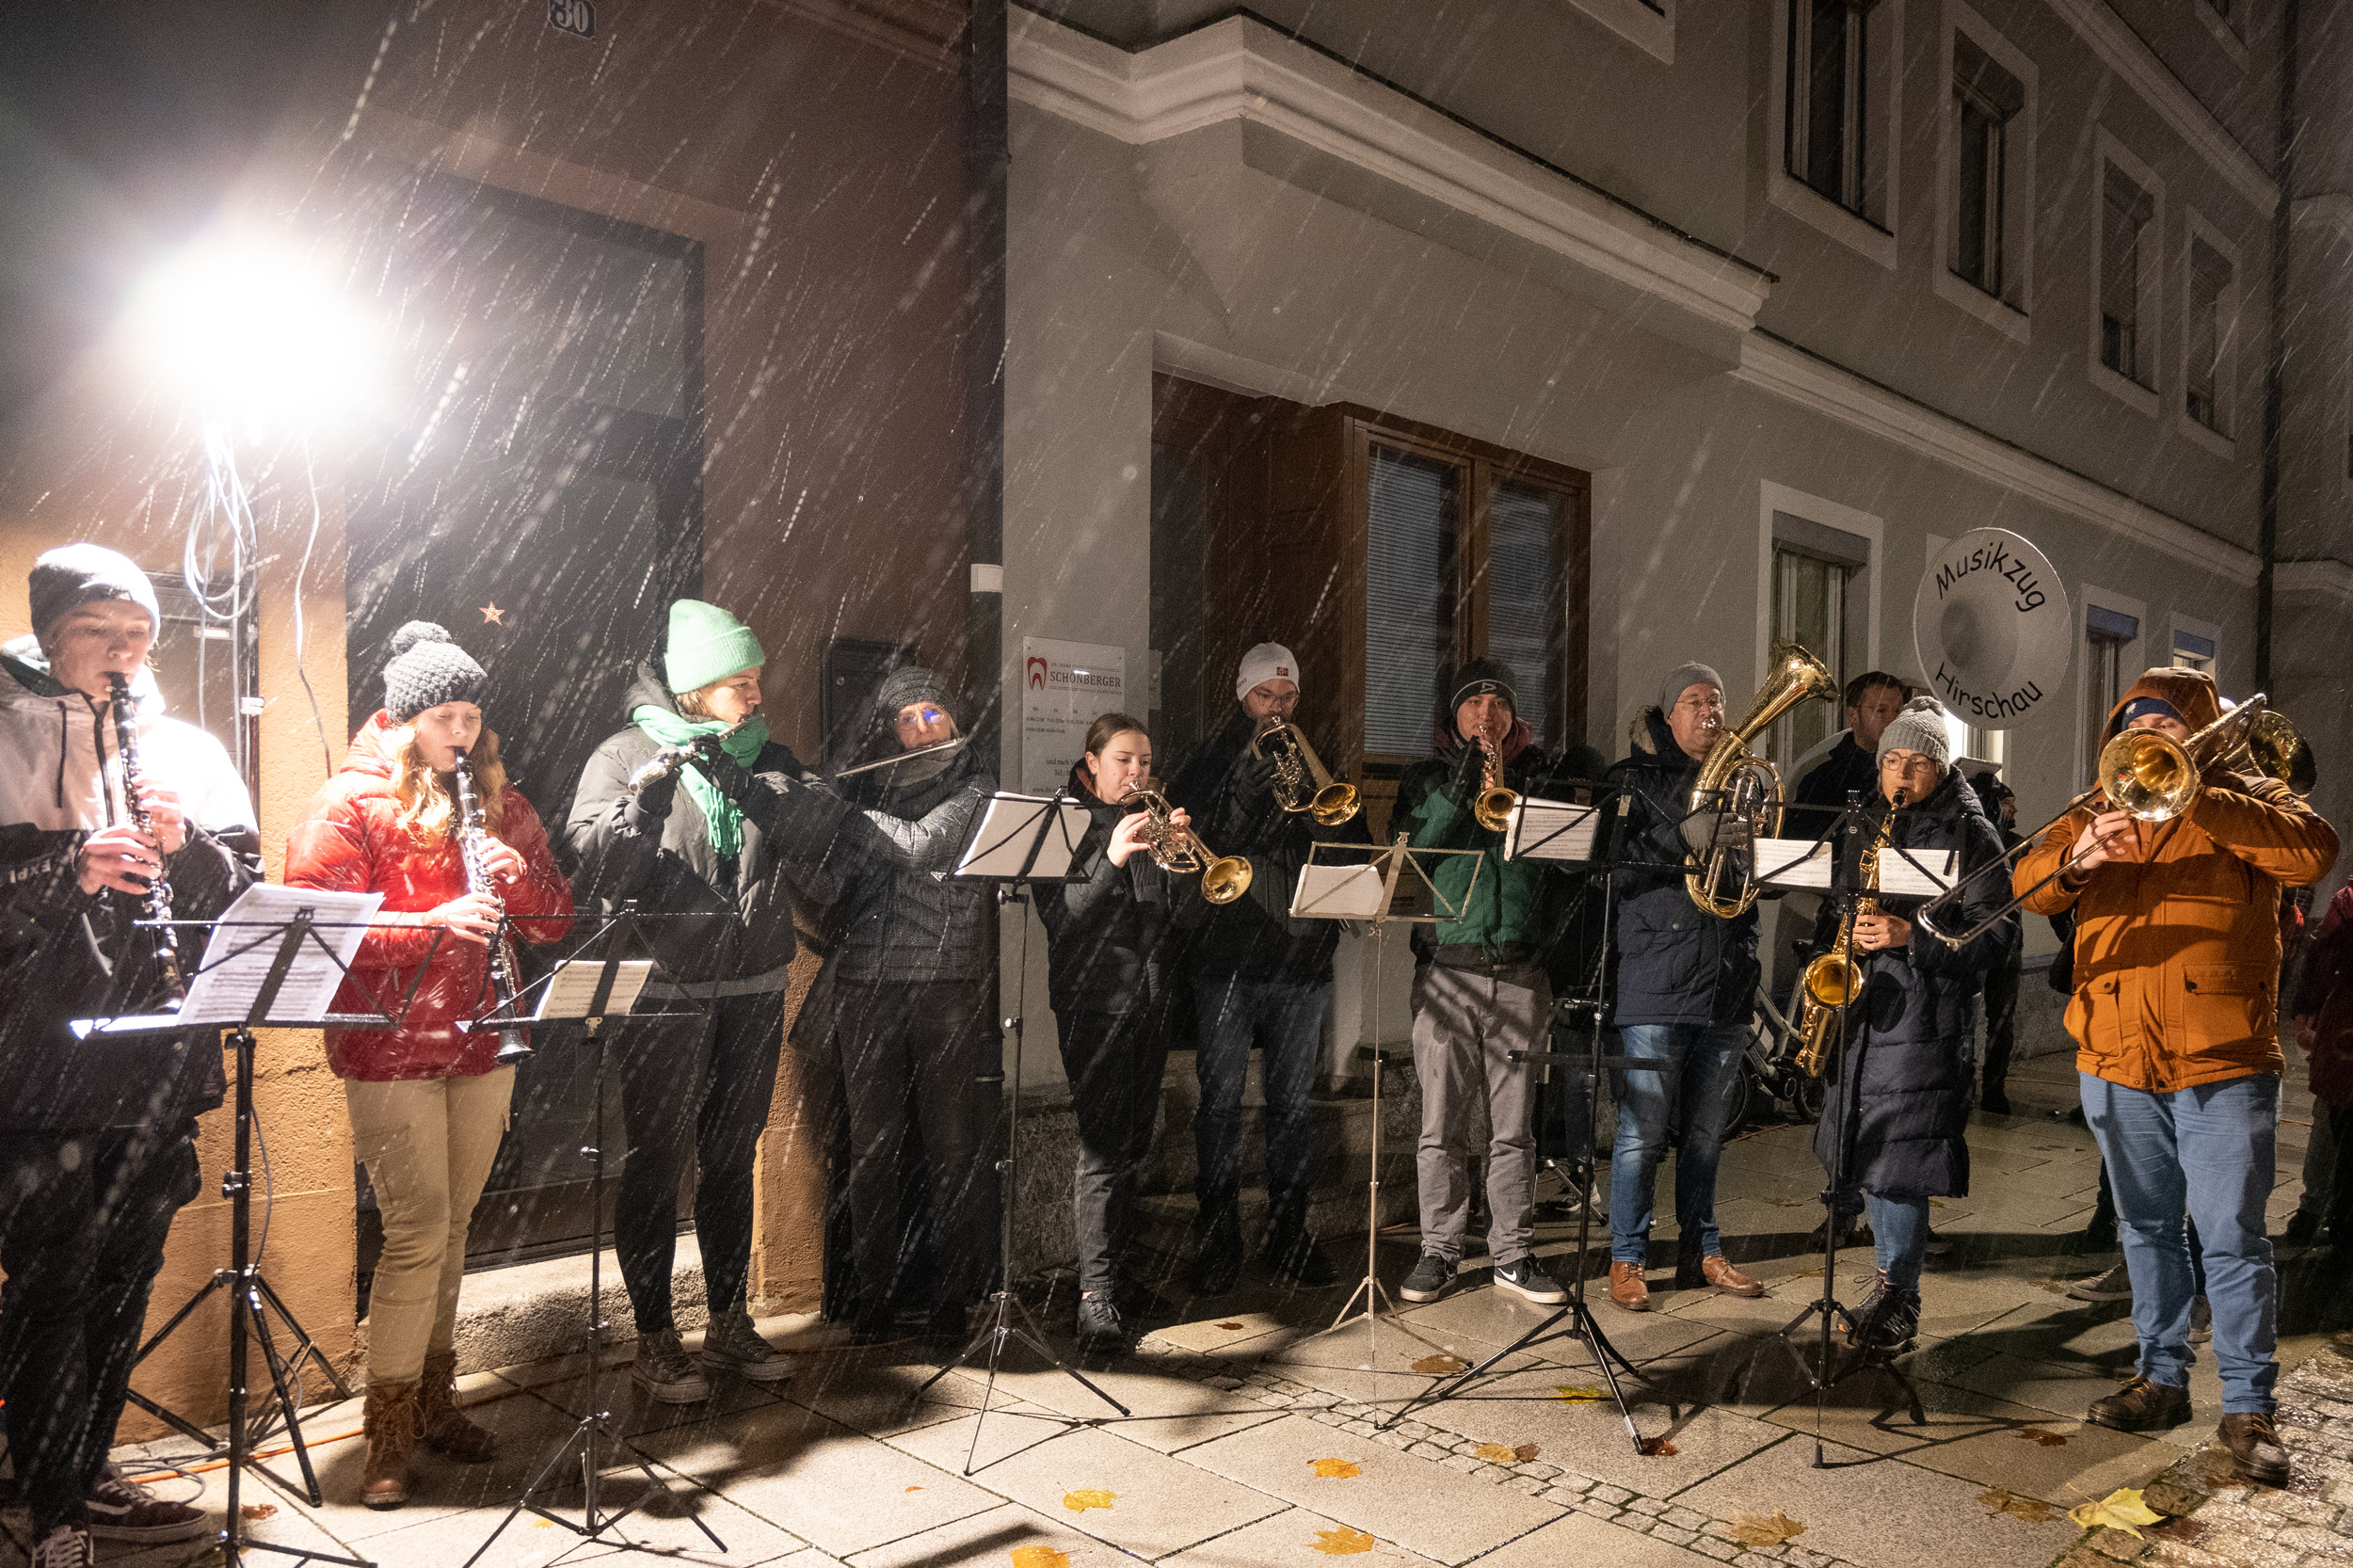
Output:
top-left (1683, 641), bottom-right (1839, 919)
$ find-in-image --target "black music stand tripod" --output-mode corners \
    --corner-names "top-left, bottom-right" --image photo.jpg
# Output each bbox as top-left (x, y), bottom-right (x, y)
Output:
top-left (909, 792), bottom-right (1129, 1476)
top-left (84, 906), bottom-right (401, 1568)
top-left (460, 905), bottom-right (728, 1566)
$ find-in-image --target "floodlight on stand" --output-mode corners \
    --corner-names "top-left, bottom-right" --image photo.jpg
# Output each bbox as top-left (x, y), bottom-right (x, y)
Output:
top-left (125, 236), bottom-right (372, 430)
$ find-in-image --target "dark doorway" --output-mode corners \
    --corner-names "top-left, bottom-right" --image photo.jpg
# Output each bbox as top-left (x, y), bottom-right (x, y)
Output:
top-left (344, 178), bottom-right (703, 1270)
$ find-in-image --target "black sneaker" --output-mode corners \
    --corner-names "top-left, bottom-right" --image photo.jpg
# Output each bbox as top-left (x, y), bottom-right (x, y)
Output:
top-left (1846, 1270), bottom-right (1919, 1352)
top-left (1493, 1256), bottom-right (1568, 1304)
top-left (2282, 1209), bottom-right (2321, 1244)
top-left (84, 1466), bottom-right (209, 1543)
top-left (1398, 1253), bottom-right (1455, 1303)
top-left (1191, 1229), bottom-right (1243, 1296)
top-left (1266, 1232), bottom-right (1340, 1288)
top-left (30, 1520), bottom-right (93, 1568)
top-left (1980, 1087), bottom-right (2012, 1115)
top-left (1075, 1290), bottom-right (1128, 1353)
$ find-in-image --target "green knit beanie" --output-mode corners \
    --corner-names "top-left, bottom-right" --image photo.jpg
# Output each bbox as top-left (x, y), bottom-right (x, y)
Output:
top-left (664, 599), bottom-right (765, 695)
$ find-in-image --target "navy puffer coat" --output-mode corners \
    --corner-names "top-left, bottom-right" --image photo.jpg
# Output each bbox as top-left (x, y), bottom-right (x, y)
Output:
top-left (1811, 767), bottom-right (2018, 1198)
top-left (1604, 706), bottom-right (1758, 1029)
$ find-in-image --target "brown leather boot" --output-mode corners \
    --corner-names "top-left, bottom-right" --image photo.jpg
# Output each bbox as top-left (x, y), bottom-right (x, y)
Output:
top-left (360, 1381), bottom-right (423, 1509)
top-left (418, 1352), bottom-right (497, 1464)
top-left (1697, 1256), bottom-right (1765, 1297)
top-left (1609, 1262), bottom-right (1650, 1312)
top-left (2086, 1375), bottom-right (2191, 1432)
top-left (2217, 1413), bottom-right (2291, 1485)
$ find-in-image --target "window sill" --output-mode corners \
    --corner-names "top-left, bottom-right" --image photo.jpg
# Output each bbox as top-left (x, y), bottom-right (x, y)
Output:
top-left (2177, 408), bottom-right (2236, 460)
top-left (2087, 357), bottom-right (2160, 419)
top-left (1933, 269), bottom-right (2029, 344)
top-left (1562, 0), bottom-right (1673, 64)
top-left (1767, 168), bottom-right (1897, 270)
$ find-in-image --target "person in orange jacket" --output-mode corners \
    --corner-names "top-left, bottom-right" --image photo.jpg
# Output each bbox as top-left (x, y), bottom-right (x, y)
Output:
top-left (2019, 668), bottom-right (2337, 1485)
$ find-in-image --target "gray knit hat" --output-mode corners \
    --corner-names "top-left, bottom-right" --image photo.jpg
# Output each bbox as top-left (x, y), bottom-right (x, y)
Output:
top-left (1657, 662), bottom-right (1722, 714)
top-left (30, 543), bottom-right (160, 635)
top-left (383, 621), bottom-right (487, 722)
top-left (1876, 695), bottom-right (1953, 768)
top-left (874, 664), bottom-right (952, 727)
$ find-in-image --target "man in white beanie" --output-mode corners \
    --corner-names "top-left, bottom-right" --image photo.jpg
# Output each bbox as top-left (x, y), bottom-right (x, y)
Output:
top-left (1168, 642), bottom-right (1369, 1294)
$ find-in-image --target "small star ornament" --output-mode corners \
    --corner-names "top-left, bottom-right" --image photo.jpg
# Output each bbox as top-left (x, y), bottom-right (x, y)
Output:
top-left (479, 602), bottom-right (506, 625)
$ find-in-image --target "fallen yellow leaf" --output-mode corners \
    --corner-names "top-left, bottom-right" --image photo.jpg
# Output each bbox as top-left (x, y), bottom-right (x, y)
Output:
top-left (240, 1505), bottom-right (277, 1522)
top-left (1551, 1384), bottom-right (1607, 1402)
top-left (1977, 1488), bottom-right (2059, 1523)
top-left (906, 1485), bottom-right (924, 1492)
top-left (1729, 1510), bottom-right (1806, 1548)
top-left (1010, 1547), bottom-right (1071, 1568)
top-left (2068, 1487), bottom-right (2163, 1539)
top-left (1310, 1526), bottom-right (1377, 1556)
top-left (1062, 1488), bottom-right (1117, 1512)
top-left (1637, 1436), bottom-right (1678, 1456)
top-left (1411, 1353), bottom-right (1470, 1374)
top-left (1472, 1441), bottom-right (1542, 1463)
top-left (2014, 1427), bottom-right (2068, 1448)
top-left (1309, 1457), bottom-right (1363, 1479)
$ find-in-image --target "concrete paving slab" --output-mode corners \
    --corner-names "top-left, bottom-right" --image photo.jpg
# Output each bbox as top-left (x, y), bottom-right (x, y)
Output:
top-left (934, 1356), bottom-right (1285, 1453)
top-left (1394, 1288), bottom-right (1719, 1367)
top-left (886, 1417), bottom-right (1286, 1558)
top-left (1400, 1367), bottom-right (1788, 1497)
top-left (1157, 1504), bottom-right (1447, 1566)
top-left (789, 1350), bottom-right (1041, 1440)
top-left (842, 1498), bottom-right (1128, 1568)
top-left (628, 1401), bottom-right (1006, 1558)
top-left (1146, 1310), bottom-right (1297, 1357)
top-left (358, 1483), bottom-right (806, 1567)
top-left (1470, 1509), bottom-right (1724, 1566)
top-left (513, 1365), bottom-right (802, 1444)
top-left (1676, 1428), bottom-right (2080, 1567)
top-left (1178, 1413), bottom-right (1562, 1564)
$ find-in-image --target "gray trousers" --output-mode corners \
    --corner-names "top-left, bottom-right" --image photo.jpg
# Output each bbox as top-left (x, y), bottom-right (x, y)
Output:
top-left (1410, 959), bottom-right (1548, 1266)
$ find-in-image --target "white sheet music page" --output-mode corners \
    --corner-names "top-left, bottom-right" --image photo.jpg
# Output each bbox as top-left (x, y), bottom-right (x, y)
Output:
top-left (176, 884), bottom-right (384, 1026)
top-left (1505, 797), bottom-right (1601, 862)
top-left (536, 959), bottom-right (654, 1020)
top-left (1755, 838), bottom-right (1833, 889)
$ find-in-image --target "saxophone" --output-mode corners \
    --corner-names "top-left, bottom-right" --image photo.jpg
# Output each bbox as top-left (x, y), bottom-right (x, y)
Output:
top-left (105, 672), bottom-right (186, 1004)
top-left (451, 746), bottom-right (532, 1064)
top-left (1793, 789), bottom-right (1906, 1076)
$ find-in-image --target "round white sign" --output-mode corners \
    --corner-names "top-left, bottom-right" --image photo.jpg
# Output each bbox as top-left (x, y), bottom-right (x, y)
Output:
top-left (1913, 528), bottom-right (2072, 730)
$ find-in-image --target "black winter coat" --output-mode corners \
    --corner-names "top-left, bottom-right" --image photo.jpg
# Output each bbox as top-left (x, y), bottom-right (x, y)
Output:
top-left (1810, 769), bottom-right (2018, 1199)
top-left (1605, 708), bottom-right (1757, 1029)
top-left (1035, 765), bottom-right (1171, 1019)
top-left (1786, 734), bottom-right (1878, 846)
top-left (827, 742), bottom-right (994, 987)
top-left (1168, 706), bottom-right (1372, 982)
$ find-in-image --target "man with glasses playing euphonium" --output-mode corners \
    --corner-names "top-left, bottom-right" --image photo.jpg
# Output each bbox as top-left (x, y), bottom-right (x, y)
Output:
top-left (2020, 668), bottom-right (2336, 1486)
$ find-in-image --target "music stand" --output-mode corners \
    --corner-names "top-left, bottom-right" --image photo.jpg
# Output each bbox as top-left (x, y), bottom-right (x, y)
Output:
top-left (78, 888), bottom-right (405, 1568)
top-left (908, 792), bottom-right (1132, 1477)
top-left (1764, 793), bottom-right (1929, 1464)
top-left (1276, 835), bottom-right (1482, 1361)
top-left (458, 905), bottom-right (728, 1567)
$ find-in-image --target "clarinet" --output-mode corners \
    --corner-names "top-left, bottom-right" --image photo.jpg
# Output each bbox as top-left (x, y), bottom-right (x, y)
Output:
top-left (105, 672), bottom-right (185, 1005)
top-left (451, 746), bottom-right (532, 1064)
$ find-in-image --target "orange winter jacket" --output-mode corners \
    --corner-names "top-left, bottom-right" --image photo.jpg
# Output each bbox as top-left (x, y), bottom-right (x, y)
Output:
top-left (2018, 669), bottom-right (2338, 1093)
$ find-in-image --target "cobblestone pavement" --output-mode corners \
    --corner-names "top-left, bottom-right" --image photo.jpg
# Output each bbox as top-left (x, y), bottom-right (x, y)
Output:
top-left (4, 1056), bottom-right (2348, 1568)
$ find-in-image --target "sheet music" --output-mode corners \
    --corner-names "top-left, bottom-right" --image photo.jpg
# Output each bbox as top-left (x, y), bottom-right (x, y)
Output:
top-left (1290, 859), bottom-right (1389, 920)
top-left (1505, 797), bottom-right (1602, 862)
top-left (535, 959), bottom-right (654, 1020)
top-left (1755, 839), bottom-right (1955, 896)
top-left (954, 792), bottom-right (1089, 879)
top-left (126, 884), bottom-right (385, 1028)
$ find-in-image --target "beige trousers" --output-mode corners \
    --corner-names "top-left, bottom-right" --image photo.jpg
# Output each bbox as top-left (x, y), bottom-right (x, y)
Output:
top-left (344, 1068), bottom-right (514, 1384)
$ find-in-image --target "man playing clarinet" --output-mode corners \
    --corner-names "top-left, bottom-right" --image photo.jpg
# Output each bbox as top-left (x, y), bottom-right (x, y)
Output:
top-left (0, 544), bottom-right (262, 1566)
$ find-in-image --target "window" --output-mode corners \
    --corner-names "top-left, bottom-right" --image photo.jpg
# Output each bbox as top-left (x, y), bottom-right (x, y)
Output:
top-left (2181, 216), bottom-right (2239, 449)
top-left (1563, 0), bottom-right (1675, 65)
top-left (2171, 629), bottom-right (2215, 672)
top-left (1771, 544), bottom-right (1850, 771)
top-left (1963, 722), bottom-right (2007, 771)
top-left (1769, 0), bottom-right (1899, 264)
top-left (2089, 132), bottom-right (2164, 413)
top-left (1951, 37), bottom-right (2023, 298)
top-left (1365, 447), bottom-right (1462, 756)
top-left (2086, 603), bottom-right (2139, 771)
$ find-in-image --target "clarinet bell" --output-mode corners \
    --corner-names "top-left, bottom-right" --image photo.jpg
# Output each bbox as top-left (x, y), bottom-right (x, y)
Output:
top-left (494, 1027), bottom-right (535, 1065)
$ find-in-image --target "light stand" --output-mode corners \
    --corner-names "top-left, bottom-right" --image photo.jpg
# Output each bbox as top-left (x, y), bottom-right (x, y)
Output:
top-left (909, 794), bottom-right (1129, 1476)
top-left (462, 906), bottom-right (728, 1566)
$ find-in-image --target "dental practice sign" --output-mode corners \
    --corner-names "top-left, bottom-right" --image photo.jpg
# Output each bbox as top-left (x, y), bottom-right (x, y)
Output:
top-left (1913, 528), bottom-right (2072, 730)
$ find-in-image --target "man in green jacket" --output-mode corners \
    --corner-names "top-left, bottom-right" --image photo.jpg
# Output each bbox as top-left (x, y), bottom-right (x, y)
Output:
top-left (1394, 659), bottom-right (1567, 1306)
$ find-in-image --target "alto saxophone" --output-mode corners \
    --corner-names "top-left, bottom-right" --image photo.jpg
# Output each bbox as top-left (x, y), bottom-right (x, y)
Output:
top-left (105, 671), bottom-right (185, 1004)
top-left (452, 746), bottom-right (533, 1065)
top-left (1793, 789), bottom-right (1906, 1076)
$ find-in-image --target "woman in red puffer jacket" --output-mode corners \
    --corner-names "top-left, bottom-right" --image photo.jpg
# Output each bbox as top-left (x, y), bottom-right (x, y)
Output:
top-left (284, 623), bottom-right (571, 1510)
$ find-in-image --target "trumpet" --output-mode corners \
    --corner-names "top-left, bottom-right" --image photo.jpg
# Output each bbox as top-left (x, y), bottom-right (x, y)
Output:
top-left (1473, 732), bottom-right (1518, 833)
top-left (1253, 719), bottom-right (1360, 825)
top-left (1914, 696), bottom-right (2305, 950)
top-left (105, 671), bottom-right (185, 1004)
top-left (1120, 784), bottom-right (1254, 904)
top-left (1793, 789), bottom-right (1905, 1075)
top-left (452, 746), bottom-right (533, 1066)
top-left (1685, 642), bottom-right (1839, 919)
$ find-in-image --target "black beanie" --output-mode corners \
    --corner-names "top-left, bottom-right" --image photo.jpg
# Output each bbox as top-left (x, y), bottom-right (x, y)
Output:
top-left (30, 543), bottom-right (161, 635)
top-left (383, 621), bottom-right (487, 722)
top-left (874, 664), bottom-right (952, 726)
top-left (1447, 656), bottom-right (1519, 716)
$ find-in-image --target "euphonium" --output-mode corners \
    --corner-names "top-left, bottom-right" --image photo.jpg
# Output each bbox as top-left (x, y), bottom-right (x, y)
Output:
top-left (1473, 732), bottom-right (1518, 833)
top-left (452, 746), bottom-right (533, 1065)
top-left (1121, 784), bottom-right (1254, 904)
top-left (1684, 641), bottom-right (1839, 919)
top-left (1793, 789), bottom-right (1905, 1075)
top-left (105, 671), bottom-right (185, 1004)
top-left (1253, 719), bottom-right (1361, 826)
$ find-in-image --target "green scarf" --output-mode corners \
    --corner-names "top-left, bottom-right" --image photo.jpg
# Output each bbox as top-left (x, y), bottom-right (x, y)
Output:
top-left (632, 705), bottom-right (770, 860)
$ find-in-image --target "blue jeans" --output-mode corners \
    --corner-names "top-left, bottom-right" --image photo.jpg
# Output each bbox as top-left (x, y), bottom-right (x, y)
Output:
top-left (1193, 974), bottom-right (1330, 1237)
top-left (1865, 1192), bottom-right (1929, 1295)
top-left (1609, 1023), bottom-right (1746, 1265)
top-left (2079, 1070), bottom-right (2280, 1413)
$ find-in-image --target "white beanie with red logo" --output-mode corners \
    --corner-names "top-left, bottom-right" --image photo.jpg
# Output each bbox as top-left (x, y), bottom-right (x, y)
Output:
top-left (1236, 642), bottom-right (1300, 700)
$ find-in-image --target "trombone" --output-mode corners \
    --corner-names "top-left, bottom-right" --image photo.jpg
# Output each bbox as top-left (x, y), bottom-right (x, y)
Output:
top-left (1119, 784), bottom-right (1254, 904)
top-left (1913, 695), bottom-right (2302, 951)
top-left (1252, 719), bottom-right (1361, 825)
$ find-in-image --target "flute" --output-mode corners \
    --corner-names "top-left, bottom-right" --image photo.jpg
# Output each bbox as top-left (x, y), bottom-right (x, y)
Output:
top-left (106, 671), bottom-right (185, 1004)
top-left (451, 746), bottom-right (532, 1064)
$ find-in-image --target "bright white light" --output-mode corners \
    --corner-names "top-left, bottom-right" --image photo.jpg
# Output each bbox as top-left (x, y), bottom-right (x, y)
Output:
top-left (125, 237), bottom-right (370, 424)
